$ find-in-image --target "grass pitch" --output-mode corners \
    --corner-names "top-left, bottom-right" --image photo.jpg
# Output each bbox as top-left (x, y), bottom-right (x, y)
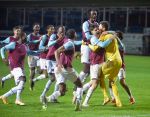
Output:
top-left (0, 55), bottom-right (150, 117)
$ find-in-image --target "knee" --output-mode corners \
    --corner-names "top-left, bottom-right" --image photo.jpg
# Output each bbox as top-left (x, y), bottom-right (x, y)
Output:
top-left (49, 73), bottom-right (55, 82)
top-left (92, 83), bottom-right (97, 89)
top-left (19, 76), bottom-right (26, 82)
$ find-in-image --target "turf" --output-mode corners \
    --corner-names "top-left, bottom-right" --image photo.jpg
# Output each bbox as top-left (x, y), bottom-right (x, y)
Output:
top-left (0, 55), bottom-right (150, 117)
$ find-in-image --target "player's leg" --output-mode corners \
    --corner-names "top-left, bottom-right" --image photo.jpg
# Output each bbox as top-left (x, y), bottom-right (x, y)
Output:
top-left (79, 45), bottom-right (90, 83)
top-left (73, 77), bottom-right (83, 111)
top-left (1, 73), bottom-right (13, 88)
top-left (118, 68), bottom-right (135, 104)
top-left (15, 76), bottom-right (26, 106)
top-left (99, 68), bottom-right (110, 105)
top-left (33, 59), bottom-right (48, 82)
top-left (40, 60), bottom-right (56, 103)
top-left (28, 56), bottom-right (36, 90)
top-left (82, 64), bottom-right (100, 107)
top-left (109, 81), bottom-right (116, 103)
top-left (0, 68), bottom-right (26, 105)
top-left (110, 79), bottom-right (122, 107)
top-left (40, 73), bottom-right (55, 102)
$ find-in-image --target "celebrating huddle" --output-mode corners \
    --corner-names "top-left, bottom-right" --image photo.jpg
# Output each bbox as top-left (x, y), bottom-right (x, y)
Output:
top-left (0, 9), bottom-right (135, 111)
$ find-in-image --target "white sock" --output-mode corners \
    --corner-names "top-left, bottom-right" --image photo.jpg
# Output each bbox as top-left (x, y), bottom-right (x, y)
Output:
top-left (109, 88), bottom-right (115, 100)
top-left (3, 85), bottom-right (18, 97)
top-left (79, 71), bottom-right (88, 83)
top-left (83, 83), bottom-right (91, 92)
top-left (16, 81), bottom-right (25, 101)
top-left (76, 87), bottom-right (83, 100)
top-left (2, 74), bottom-right (13, 81)
top-left (33, 74), bottom-right (46, 82)
top-left (41, 80), bottom-right (52, 97)
top-left (50, 91), bottom-right (61, 100)
top-left (83, 87), bottom-right (94, 104)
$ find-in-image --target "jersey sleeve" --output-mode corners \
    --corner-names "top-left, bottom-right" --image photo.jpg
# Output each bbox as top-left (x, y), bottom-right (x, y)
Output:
top-left (0, 37), bottom-right (10, 44)
top-left (49, 34), bottom-right (56, 41)
top-left (1, 42), bottom-right (16, 59)
top-left (39, 35), bottom-right (47, 49)
top-left (91, 35), bottom-right (112, 48)
top-left (82, 21), bottom-right (92, 40)
top-left (73, 40), bottom-right (82, 46)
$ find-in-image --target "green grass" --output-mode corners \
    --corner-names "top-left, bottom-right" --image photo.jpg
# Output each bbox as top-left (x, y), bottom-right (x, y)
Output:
top-left (0, 55), bottom-right (150, 117)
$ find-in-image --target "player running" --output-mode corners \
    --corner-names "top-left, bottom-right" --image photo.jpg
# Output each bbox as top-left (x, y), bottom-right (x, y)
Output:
top-left (27, 23), bottom-right (41, 90)
top-left (0, 31), bottom-right (27, 105)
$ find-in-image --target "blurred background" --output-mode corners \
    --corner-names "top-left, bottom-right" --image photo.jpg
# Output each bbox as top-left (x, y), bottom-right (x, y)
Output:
top-left (0, 0), bottom-right (150, 55)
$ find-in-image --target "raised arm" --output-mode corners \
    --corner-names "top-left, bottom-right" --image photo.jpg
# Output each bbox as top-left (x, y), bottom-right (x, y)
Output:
top-left (82, 21), bottom-right (92, 40)
top-left (91, 36), bottom-right (113, 48)
top-left (39, 35), bottom-right (47, 50)
top-left (27, 34), bottom-right (40, 44)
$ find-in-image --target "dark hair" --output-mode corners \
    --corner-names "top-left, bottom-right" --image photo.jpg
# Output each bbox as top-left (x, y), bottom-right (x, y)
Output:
top-left (99, 21), bottom-right (109, 31)
top-left (66, 29), bottom-right (76, 39)
top-left (89, 24), bottom-right (98, 31)
top-left (46, 25), bottom-right (54, 30)
top-left (87, 9), bottom-right (97, 18)
top-left (57, 25), bottom-right (65, 31)
top-left (13, 25), bottom-right (22, 31)
top-left (116, 30), bottom-right (123, 40)
top-left (33, 22), bottom-right (40, 28)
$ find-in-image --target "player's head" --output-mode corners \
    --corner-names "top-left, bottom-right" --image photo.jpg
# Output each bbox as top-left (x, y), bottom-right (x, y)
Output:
top-left (46, 25), bottom-right (55, 34)
top-left (20, 32), bottom-right (27, 43)
top-left (13, 25), bottom-right (23, 38)
top-left (66, 29), bottom-right (76, 40)
top-left (88, 9), bottom-right (97, 22)
top-left (33, 23), bottom-right (40, 34)
top-left (116, 30), bottom-right (123, 40)
top-left (99, 21), bottom-right (109, 32)
top-left (90, 24), bottom-right (100, 36)
top-left (57, 26), bottom-right (66, 38)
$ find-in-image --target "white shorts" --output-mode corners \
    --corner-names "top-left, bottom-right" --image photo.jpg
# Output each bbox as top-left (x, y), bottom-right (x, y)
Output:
top-left (81, 45), bottom-right (90, 64)
top-left (40, 58), bottom-right (47, 70)
top-left (90, 64), bottom-right (102, 80)
top-left (11, 67), bottom-right (25, 85)
top-left (46, 60), bottom-right (56, 74)
top-left (28, 55), bottom-right (39, 68)
top-left (55, 67), bottom-right (79, 84)
top-left (118, 68), bottom-right (126, 80)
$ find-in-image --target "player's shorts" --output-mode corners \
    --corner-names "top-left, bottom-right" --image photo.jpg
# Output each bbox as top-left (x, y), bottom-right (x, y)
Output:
top-left (46, 60), bottom-right (56, 74)
top-left (102, 60), bottom-right (122, 81)
top-left (55, 67), bottom-right (79, 84)
top-left (118, 68), bottom-right (126, 80)
top-left (90, 64), bottom-right (102, 80)
top-left (11, 67), bottom-right (25, 85)
top-left (28, 55), bottom-right (39, 68)
top-left (81, 45), bottom-right (90, 64)
top-left (39, 58), bottom-right (47, 70)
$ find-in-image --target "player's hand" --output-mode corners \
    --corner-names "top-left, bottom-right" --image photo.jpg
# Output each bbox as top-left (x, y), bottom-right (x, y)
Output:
top-left (2, 58), bottom-right (9, 66)
top-left (57, 33), bottom-right (64, 41)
